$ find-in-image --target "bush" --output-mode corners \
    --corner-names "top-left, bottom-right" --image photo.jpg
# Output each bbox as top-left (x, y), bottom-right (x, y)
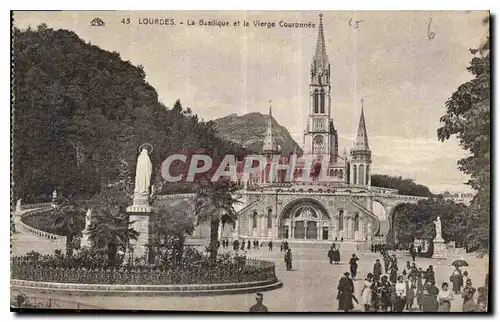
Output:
top-left (11, 248), bottom-right (276, 285)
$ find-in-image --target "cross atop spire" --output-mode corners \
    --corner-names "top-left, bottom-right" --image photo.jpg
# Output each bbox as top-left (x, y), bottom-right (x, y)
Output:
top-left (311, 13), bottom-right (329, 75)
top-left (353, 98), bottom-right (369, 151)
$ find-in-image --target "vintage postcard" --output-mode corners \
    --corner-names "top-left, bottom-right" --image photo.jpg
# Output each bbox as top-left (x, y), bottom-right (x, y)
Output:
top-left (10, 10), bottom-right (490, 312)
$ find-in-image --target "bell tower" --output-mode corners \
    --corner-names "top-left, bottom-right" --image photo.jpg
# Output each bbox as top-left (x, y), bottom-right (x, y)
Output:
top-left (303, 14), bottom-right (338, 162)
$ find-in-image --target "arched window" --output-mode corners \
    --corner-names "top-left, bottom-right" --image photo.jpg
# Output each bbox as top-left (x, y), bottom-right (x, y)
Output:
top-left (329, 169), bottom-right (334, 176)
top-left (359, 164), bottom-right (365, 185)
top-left (320, 89), bottom-right (325, 113)
top-left (353, 165), bottom-right (357, 184)
top-left (338, 210), bottom-right (344, 230)
top-left (366, 165), bottom-right (370, 185)
top-left (313, 89), bottom-right (319, 113)
top-left (354, 213), bottom-right (359, 231)
top-left (267, 208), bottom-right (272, 229)
top-left (339, 169), bottom-right (343, 179)
top-left (313, 135), bottom-right (324, 155)
top-left (252, 211), bottom-right (257, 229)
top-left (334, 169), bottom-right (339, 177)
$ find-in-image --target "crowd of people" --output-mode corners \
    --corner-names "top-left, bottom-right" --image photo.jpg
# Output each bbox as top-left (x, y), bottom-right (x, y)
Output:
top-left (336, 248), bottom-right (488, 312)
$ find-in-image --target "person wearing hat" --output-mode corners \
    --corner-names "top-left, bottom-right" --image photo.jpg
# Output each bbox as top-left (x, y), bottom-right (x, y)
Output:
top-left (373, 259), bottom-right (382, 280)
top-left (284, 249), bottom-right (293, 271)
top-left (337, 272), bottom-right (355, 312)
top-left (379, 276), bottom-right (392, 312)
top-left (462, 279), bottom-right (476, 312)
top-left (349, 254), bottom-right (360, 280)
top-left (249, 293), bottom-right (268, 312)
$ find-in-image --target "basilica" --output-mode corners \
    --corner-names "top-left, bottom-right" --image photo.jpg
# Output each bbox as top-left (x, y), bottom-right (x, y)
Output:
top-left (185, 14), bottom-right (425, 247)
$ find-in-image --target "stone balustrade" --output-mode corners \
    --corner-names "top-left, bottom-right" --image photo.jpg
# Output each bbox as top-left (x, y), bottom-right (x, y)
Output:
top-left (17, 205), bottom-right (65, 242)
top-left (20, 202), bottom-right (53, 210)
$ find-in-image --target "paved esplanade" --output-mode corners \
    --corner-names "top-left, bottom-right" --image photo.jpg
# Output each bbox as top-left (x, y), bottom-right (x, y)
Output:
top-left (11, 230), bottom-right (488, 312)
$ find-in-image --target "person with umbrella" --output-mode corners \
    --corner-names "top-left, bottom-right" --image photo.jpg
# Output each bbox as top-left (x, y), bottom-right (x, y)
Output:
top-left (450, 262), bottom-right (465, 294)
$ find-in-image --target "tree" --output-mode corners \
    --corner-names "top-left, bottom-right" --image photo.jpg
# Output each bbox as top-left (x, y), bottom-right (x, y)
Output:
top-left (371, 174), bottom-right (433, 197)
top-left (12, 26), bottom-right (246, 203)
top-left (87, 204), bottom-right (138, 266)
top-left (437, 21), bottom-right (490, 256)
top-left (151, 200), bottom-right (196, 265)
top-left (193, 179), bottom-right (240, 262)
top-left (51, 198), bottom-right (86, 257)
top-left (86, 159), bottom-right (138, 266)
top-left (393, 198), bottom-right (467, 246)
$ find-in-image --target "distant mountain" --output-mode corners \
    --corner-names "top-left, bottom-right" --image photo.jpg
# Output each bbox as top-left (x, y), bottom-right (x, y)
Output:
top-left (212, 112), bottom-right (303, 155)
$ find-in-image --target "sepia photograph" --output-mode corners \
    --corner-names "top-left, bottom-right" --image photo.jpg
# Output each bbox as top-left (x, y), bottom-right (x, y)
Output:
top-left (10, 10), bottom-right (490, 312)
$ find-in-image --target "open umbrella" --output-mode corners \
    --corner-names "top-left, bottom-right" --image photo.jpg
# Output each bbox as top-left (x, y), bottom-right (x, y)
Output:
top-left (451, 259), bottom-right (469, 267)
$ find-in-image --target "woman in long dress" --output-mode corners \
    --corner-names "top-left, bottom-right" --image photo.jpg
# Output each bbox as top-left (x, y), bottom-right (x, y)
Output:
top-left (422, 282), bottom-right (440, 312)
top-left (450, 266), bottom-right (463, 294)
top-left (416, 275), bottom-right (425, 310)
top-left (438, 282), bottom-right (454, 312)
top-left (462, 280), bottom-right (476, 312)
top-left (394, 275), bottom-right (407, 312)
top-left (361, 273), bottom-right (373, 312)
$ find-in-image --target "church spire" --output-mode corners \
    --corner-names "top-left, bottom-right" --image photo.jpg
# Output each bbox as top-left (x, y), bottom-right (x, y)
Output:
top-left (311, 14), bottom-right (329, 75)
top-left (262, 100), bottom-right (279, 155)
top-left (353, 98), bottom-right (369, 151)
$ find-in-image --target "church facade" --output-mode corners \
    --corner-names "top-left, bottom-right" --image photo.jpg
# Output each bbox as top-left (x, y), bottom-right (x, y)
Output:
top-left (186, 15), bottom-right (426, 245)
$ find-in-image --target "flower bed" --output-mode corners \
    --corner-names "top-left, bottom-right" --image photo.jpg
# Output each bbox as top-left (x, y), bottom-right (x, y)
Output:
top-left (11, 251), bottom-right (277, 285)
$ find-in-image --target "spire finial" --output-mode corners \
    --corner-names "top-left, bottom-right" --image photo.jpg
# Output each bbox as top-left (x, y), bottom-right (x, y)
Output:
top-left (269, 100), bottom-right (272, 116)
top-left (311, 13), bottom-right (329, 75)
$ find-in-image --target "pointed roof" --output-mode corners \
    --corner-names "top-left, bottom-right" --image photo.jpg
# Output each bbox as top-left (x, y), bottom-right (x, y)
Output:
top-left (262, 101), bottom-right (279, 153)
top-left (311, 14), bottom-right (329, 73)
top-left (353, 99), bottom-right (370, 150)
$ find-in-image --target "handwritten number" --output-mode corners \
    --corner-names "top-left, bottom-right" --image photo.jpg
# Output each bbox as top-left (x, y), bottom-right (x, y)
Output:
top-left (427, 17), bottom-right (435, 41)
top-left (349, 18), bottom-right (364, 29)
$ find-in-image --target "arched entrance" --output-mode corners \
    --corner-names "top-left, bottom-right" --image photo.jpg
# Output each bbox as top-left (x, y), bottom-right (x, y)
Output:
top-left (386, 203), bottom-right (409, 245)
top-left (278, 198), bottom-right (330, 240)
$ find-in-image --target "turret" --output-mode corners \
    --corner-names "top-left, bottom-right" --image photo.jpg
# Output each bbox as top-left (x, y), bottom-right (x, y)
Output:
top-left (349, 99), bottom-right (372, 186)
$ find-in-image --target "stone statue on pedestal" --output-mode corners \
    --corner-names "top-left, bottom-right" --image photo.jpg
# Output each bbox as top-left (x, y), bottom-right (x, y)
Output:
top-left (16, 199), bottom-right (22, 212)
top-left (432, 216), bottom-right (446, 259)
top-left (85, 208), bottom-right (92, 230)
top-left (133, 146), bottom-right (153, 206)
top-left (52, 190), bottom-right (57, 201)
top-left (434, 216), bottom-right (442, 240)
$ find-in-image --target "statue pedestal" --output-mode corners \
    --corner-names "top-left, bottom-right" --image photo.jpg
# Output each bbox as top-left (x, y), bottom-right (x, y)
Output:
top-left (432, 238), bottom-right (446, 259)
top-left (126, 203), bottom-right (156, 264)
top-left (80, 229), bottom-right (91, 248)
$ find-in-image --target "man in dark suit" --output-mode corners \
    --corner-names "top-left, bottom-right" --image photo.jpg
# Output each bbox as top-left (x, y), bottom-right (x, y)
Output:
top-left (249, 293), bottom-right (268, 312)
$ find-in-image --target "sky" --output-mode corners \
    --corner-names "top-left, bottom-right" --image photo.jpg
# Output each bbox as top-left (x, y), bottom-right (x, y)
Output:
top-left (13, 10), bottom-right (489, 193)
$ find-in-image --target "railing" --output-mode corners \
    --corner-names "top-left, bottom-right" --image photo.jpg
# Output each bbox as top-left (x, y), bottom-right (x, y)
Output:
top-left (18, 206), bottom-right (65, 241)
top-left (11, 293), bottom-right (100, 309)
top-left (157, 193), bottom-right (195, 200)
top-left (20, 203), bottom-right (52, 210)
top-left (17, 220), bottom-right (65, 241)
top-left (11, 256), bottom-right (277, 285)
